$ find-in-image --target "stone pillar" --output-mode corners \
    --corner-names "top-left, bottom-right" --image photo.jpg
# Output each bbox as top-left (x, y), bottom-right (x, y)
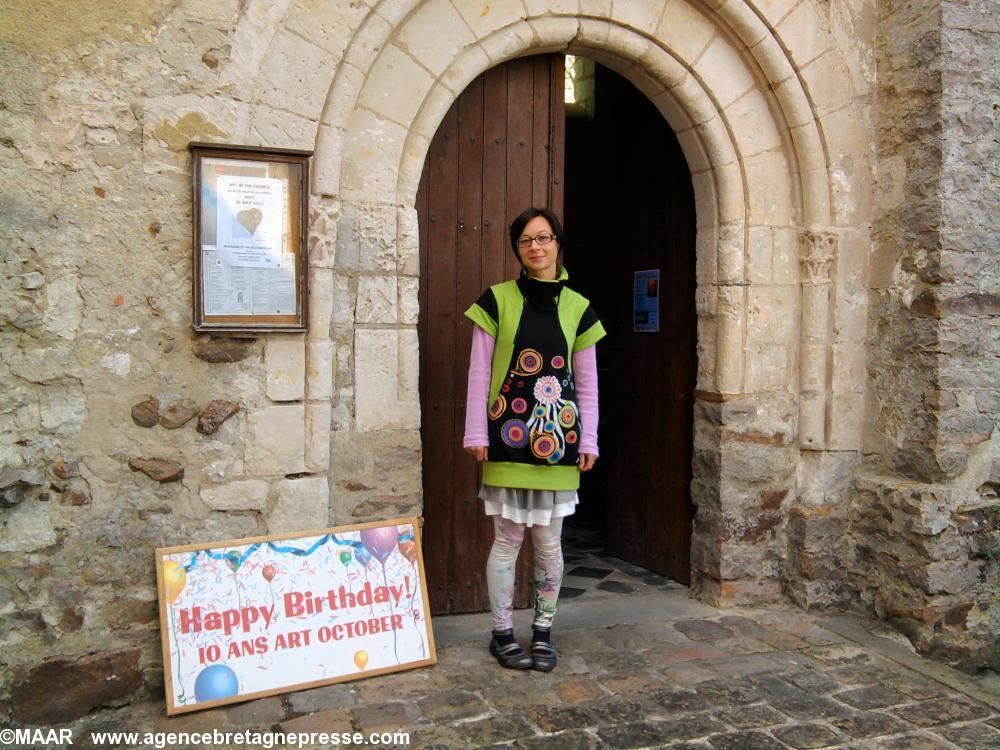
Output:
top-left (305, 195), bottom-right (338, 474)
top-left (715, 219), bottom-right (745, 395)
top-left (690, 392), bottom-right (797, 607)
top-left (715, 285), bottom-right (744, 394)
top-left (798, 229), bottom-right (835, 449)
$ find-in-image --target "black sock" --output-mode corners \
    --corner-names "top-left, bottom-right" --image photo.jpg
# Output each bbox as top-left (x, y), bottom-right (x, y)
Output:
top-left (492, 628), bottom-right (517, 647)
top-left (532, 627), bottom-right (551, 644)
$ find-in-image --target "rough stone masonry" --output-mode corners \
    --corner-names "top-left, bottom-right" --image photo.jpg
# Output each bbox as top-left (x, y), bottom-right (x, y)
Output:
top-left (0, 0), bottom-right (995, 726)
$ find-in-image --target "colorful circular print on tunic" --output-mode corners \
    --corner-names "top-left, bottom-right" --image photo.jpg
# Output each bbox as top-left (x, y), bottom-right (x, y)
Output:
top-left (511, 397), bottom-right (528, 414)
top-left (531, 433), bottom-right (557, 459)
top-left (565, 430), bottom-right (578, 444)
top-left (501, 419), bottom-right (529, 448)
top-left (489, 395), bottom-right (506, 420)
top-left (547, 448), bottom-right (564, 465)
top-left (551, 355), bottom-right (565, 369)
top-left (515, 349), bottom-right (543, 375)
top-left (533, 375), bottom-right (562, 405)
top-left (559, 405), bottom-right (576, 428)
top-left (533, 404), bottom-right (547, 420)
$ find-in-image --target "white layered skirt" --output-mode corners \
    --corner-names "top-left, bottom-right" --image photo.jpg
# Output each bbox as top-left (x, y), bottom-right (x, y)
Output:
top-left (478, 485), bottom-right (578, 527)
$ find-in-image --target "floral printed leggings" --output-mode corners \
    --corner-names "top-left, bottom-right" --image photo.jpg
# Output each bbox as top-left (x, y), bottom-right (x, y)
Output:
top-left (486, 516), bottom-right (565, 631)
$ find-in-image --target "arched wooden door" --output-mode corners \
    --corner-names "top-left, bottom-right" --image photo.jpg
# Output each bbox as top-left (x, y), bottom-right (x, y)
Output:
top-left (417, 55), bottom-right (565, 615)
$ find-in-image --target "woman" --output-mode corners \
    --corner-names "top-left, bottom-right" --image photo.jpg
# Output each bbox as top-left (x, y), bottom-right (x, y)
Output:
top-left (463, 207), bottom-right (605, 671)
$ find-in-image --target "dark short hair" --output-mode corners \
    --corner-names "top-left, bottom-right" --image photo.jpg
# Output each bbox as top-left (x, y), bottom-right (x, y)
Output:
top-left (509, 207), bottom-right (565, 264)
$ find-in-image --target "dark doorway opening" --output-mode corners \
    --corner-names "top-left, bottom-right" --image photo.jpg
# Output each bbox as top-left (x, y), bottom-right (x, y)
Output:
top-left (562, 59), bottom-right (697, 586)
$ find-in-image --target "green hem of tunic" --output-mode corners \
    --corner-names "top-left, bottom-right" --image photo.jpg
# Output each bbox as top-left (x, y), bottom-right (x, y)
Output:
top-left (482, 462), bottom-right (580, 491)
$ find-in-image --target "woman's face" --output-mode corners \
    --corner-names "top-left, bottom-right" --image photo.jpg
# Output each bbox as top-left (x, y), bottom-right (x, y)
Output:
top-left (517, 216), bottom-right (560, 280)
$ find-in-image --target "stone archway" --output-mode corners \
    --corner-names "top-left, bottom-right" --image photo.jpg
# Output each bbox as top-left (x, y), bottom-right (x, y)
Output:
top-left (238, 0), bottom-right (867, 608)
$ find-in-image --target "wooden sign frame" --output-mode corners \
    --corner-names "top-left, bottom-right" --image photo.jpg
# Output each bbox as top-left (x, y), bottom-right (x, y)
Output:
top-left (155, 517), bottom-right (435, 715)
top-left (189, 142), bottom-right (310, 333)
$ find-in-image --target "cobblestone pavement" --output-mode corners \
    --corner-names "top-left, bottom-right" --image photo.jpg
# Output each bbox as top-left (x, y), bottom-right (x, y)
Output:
top-left (63, 574), bottom-right (999, 750)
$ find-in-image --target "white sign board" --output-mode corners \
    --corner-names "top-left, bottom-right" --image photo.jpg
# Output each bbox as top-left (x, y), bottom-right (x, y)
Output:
top-left (155, 517), bottom-right (435, 715)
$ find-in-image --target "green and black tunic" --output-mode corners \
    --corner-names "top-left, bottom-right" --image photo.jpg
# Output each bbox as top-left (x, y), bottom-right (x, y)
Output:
top-left (464, 269), bottom-right (606, 492)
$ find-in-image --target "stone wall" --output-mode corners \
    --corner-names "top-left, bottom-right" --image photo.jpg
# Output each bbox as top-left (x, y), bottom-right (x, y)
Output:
top-left (0, 0), bottom-right (992, 726)
top-left (851, 0), bottom-right (999, 673)
top-left (0, 0), bottom-right (325, 723)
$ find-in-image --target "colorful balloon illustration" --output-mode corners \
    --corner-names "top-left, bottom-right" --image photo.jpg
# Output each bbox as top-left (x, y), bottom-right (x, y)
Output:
top-left (162, 561), bottom-right (186, 604)
top-left (353, 650), bottom-right (368, 670)
top-left (398, 540), bottom-right (417, 564)
top-left (339, 550), bottom-right (352, 565)
top-left (261, 564), bottom-right (276, 582)
top-left (354, 544), bottom-right (373, 568)
top-left (193, 664), bottom-right (239, 702)
top-left (360, 527), bottom-right (398, 564)
top-left (224, 550), bottom-right (242, 573)
top-left (360, 526), bottom-right (404, 664)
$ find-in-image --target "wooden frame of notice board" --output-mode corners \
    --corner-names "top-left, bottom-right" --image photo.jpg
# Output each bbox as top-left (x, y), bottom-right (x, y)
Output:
top-left (155, 517), bottom-right (436, 715)
top-left (189, 142), bottom-right (310, 333)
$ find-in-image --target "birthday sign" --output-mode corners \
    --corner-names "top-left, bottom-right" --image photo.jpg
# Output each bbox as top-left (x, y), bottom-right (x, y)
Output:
top-left (155, 517), bottom-right (435, 715)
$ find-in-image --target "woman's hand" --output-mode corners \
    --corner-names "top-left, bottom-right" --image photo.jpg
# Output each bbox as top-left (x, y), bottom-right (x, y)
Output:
top-left (579, 453), bottom-right (598, 472)
top-left (465, 446), bottom-right (488, 462)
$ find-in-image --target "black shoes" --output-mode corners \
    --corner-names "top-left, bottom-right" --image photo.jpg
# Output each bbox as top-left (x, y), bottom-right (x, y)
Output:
top-left (530, 627), bottom-right (557, 672)
top-left (489, 627), bottom-right (558, 671)
top-left (488, 628), bottom-right (533, 669)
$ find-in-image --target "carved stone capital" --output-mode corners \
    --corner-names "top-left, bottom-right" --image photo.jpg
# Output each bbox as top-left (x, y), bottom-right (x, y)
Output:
top-left (798, 229), bottom-right (836, 283)
top-left (307, 196), bottom-right (341, 269)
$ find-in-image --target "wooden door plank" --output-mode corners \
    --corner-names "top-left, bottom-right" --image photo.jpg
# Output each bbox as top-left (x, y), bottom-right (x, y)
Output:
top-left (472, 64), bottom-right (515, 604)
top-left (505, 58), bottom-right (534, 281)
top-left (452, 75), bottom-right (488, 612)
top-left (531, 55), bottom-right (550, 209)
top-left (417, 160), bottom-right (431, 401)
top-left (548, 55), bottom-right (566, 215)
top-left (482, 65), bottom-right (508, 291)
top-left (421, 102), bottom-right (460, 612)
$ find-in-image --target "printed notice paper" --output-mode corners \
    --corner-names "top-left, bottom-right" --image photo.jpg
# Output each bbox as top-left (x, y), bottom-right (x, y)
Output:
top-left (216, 175), bottom-right (283, 268)
top-left (633, 269), bottom-right (660, 333)
top-left (202, 249), bottom-right (297, 316)
top-left (156, 519), bottom-right (436, 714)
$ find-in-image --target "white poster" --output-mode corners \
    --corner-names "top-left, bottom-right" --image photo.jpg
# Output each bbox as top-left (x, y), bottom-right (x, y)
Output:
top-left (202, 249), bottom-right (251, 315)
top-left (249, 258), bottom-right (297, 315)
top-left (157, 519), bottom-right (436, 715)
top-left (216, 175), bottom-right (284, 268)
top-left (202, 249), bottom-right (296, 316)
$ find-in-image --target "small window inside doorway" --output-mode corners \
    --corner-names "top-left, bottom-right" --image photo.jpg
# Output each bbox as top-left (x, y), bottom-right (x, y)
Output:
top-left (564, 55), bottom-right (596, 118)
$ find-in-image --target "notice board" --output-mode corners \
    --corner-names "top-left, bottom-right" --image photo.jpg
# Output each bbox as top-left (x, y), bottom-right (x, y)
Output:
top-left (155, 517), bottom-right (435, 715)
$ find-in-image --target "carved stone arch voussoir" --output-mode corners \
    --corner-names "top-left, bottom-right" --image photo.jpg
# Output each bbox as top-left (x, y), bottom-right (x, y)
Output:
top-left (294, 0), bottom-right (841, 451)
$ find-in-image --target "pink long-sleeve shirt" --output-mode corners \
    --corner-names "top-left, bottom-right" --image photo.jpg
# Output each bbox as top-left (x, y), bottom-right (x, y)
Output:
top-left (463, 326), bottom-right (600, 455)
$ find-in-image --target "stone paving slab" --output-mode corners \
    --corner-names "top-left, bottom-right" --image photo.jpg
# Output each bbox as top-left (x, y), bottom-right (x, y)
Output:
top-left (40, 588), bottom-right (1000, 750)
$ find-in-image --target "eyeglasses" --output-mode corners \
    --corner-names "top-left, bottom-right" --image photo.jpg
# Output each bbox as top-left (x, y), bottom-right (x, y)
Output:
top-left (516, 232), bottom-right (556, 248)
